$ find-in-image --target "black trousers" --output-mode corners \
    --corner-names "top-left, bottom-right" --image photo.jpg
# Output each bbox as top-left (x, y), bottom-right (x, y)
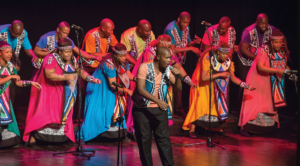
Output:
top-left (132, 107), bottom-right (174, 166)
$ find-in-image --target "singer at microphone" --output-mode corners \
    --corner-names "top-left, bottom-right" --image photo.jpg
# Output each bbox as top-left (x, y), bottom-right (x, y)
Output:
top-left (201, 17), bottom-right (235, 53)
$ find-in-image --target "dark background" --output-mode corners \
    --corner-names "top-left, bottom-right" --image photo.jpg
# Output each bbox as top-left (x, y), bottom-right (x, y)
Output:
top-left (1, 0), bottom-right (297, 117)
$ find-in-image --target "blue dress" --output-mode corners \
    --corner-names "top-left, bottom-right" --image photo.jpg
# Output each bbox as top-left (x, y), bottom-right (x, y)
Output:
top-left (78, 61), bottom-right (128, 141)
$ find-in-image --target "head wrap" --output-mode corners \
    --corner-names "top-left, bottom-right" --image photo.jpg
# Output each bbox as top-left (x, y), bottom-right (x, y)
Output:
top-left (0, 46), bottom-right (12, 51)
top-left (58, 46), bottom-right (73, 50)
top-left (218, 46), bottom-right (230, 52)
top-left (113, 47), bottom-right (127, 55)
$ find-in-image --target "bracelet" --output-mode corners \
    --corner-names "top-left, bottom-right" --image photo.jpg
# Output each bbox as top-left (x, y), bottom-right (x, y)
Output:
top-left (23, 80), bottom-right (31, 87)
top-left (284, 69), bottom-right (288, 74)
top-left (32, 61), bottom-right (41, 69)
top-left (183, 75), bottom-right (192, 85)
top-left (86, 75), bottom-right (95, 82)
top-left (133, 76), bottom-right (137, 82)
top-left (240, 82), bottom-right (250, 89)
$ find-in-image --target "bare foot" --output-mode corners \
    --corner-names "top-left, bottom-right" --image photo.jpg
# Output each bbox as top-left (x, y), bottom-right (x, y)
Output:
top-left (29, 136), bottom-right (36, 143)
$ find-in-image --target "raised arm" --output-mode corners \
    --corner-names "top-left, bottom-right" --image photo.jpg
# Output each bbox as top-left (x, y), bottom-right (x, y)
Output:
top-left (257, 49), bottom-right (285, 74)
top-left (24, 49), bottom-right (36, 58)
top-left (44, 68), bottom-right (74, 81)
top-left (0, 75), bottom-right (18, 85)
top-left (72, 46), bottom-right (102, 61)
top-left (77, 67), bottom-right (101, 84)
top-left (34, 45), bottom-right (56, 57)
top-left (173, 46), bottom-right (201, 56)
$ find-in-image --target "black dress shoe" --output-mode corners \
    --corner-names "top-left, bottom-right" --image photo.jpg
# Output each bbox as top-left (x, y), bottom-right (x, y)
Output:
top-left (188, 132), bottom-right (197, 139)
top-left (239, 130), bottom-right (250, 137)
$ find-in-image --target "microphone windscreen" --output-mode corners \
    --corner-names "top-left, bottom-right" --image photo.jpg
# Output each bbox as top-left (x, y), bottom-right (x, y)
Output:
top-left (169, 66), bottom-right (173, 70)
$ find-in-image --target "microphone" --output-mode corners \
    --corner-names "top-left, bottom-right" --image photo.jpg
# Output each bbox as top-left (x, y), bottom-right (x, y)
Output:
top-left (201, 21), bottom-right (212, 27)
top-left (112, 81), bottom-right (123, 88)
top-left (71, 24), bottom-right (82, 30)
top-left (169, 66), bottom-right (185, 82)
top-left (285, 70), bottom-right (298, 74)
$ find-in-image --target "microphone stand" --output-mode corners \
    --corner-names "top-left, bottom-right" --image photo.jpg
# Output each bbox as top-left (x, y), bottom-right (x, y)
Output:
top-left (112, 79), bottom-right (126, 166)
top-left (185, 24), bottom-right (226, 150)
top-left (53, 27), bottom-right (96, 159)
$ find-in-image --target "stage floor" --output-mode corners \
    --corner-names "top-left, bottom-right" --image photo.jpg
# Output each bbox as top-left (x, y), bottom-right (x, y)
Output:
top-left (0, 130), bottom-right (297, 166)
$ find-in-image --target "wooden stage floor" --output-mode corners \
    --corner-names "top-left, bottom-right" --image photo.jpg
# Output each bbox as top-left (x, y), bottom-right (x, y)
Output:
top-left (0, 129), bottom-right (297, 166)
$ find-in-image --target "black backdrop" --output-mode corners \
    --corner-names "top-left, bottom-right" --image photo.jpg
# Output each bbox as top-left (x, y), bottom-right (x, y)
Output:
top-left (1, 0), bottom-right (297, 116)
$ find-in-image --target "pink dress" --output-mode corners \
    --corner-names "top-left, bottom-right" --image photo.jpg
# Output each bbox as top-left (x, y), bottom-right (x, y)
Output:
top-left (23, 54), bottom-right (76, 142)
top-left (238, 47), bottom-right (279, 130)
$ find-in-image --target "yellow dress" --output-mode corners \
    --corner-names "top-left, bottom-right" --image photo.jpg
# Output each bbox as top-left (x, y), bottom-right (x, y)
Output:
top-left (182, 52), bottom-right (235, 130)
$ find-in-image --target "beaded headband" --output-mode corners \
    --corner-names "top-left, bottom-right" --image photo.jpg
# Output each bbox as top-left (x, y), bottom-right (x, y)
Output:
top-left (113, 47), bottom-right (127, 55)
top-left (218, 46), bottom-right (230, 52)
top-left (58, 46), bottom-right (72, 50)
top-left (158, 39), bottom-right (171, 46)
top-left (0, 46), bottom-right (12, 51)
top-left (270, 36), bottom-right (284, 40)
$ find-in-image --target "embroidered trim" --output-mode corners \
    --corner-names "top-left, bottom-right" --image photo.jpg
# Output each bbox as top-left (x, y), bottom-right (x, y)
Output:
top-left (170, 24), bottom-right (189, 64)
top-left (48, 56), bottom-right (53, 64)
top-left (218, 47), bottom-right (230, 52)
top-left (15, 31), bottom-right (25, 58)
top-left (37, 124), bottom-right (65, 136)
top-left (82, 32), bottom-right (112, 67)
top-left (171, 26), bottom-right (189, 48)
top-left (158, 39), bottom-right (171, 46)
top-left (1, 129), bottom-right (17, 140)
top-left (128, 31), bottom-right (152, 59)
top-left (0, 31), bottom-right (25, 57)
top-left (270, 36), bottom-right (284, 40)
top-left (210, 53), bottom-right (231, 71)
top-left (247, 24), bottom-right (272, 49)
top-left (132, 63), bottom-right (170, 108)
top-left (210, 25), bottom-right (236, 49)
top-left (0, 46), bottom-right (12, 50)
top-left (106, 59), bottom-right (130, 89)
top-left (0, 61), bottom-right (15, 74)
top-left (52, 53), bottom-right (77, 70)
top-left (112, 47), bottom-right (127, 55)
top-left (237, 51), bottom-right (253, 66)
top-left (238, 24), bottom-right (272, 66)
top-left (58, 46), bottom-right (72, 50)
top-left (261, 44), bottom-right (285, 59)
top-left (46, 35), bottom-right (55, 52)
